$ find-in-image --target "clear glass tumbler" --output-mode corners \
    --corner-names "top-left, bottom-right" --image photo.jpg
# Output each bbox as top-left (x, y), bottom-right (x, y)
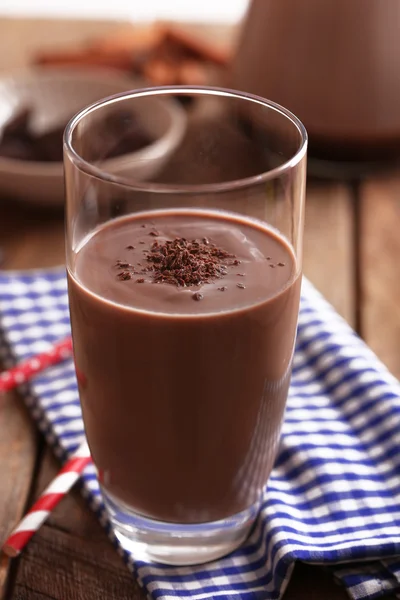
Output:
top-left (64, 87), bottom-right (307, 565)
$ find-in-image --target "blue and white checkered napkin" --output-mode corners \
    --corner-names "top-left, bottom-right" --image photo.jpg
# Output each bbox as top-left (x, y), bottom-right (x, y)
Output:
top-left (1, 268), bottom-right (400, 600)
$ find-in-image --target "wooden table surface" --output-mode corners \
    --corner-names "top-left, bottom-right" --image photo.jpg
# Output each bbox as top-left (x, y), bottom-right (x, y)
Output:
top-left (0, 17), bottom-right (399, 600)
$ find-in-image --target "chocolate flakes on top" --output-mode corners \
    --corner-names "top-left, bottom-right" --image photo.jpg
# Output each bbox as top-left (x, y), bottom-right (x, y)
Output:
top-left (146, 237), bottom-right (235, 287)
top-left (114, 232), bottom-right (251, 301)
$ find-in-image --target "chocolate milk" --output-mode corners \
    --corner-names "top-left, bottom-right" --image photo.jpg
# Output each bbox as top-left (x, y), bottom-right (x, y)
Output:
top-left (68, 210), bottom-right (301, 523)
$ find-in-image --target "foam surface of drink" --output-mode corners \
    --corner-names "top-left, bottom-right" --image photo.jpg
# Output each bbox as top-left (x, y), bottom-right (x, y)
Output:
top-left (72, 209), bottom-right (297, 316)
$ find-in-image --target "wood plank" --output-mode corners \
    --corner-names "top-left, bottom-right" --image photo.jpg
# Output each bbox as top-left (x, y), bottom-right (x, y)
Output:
top-left (359, 174), bottom-right (400, 379)
top-left (0, 393), bottom-right (38, 600)
top-left (12, 450), bottom-right (143, 600)
top-left (303, 181), bottom-right (356, 327)
top-left (12, 525), bottom-right (141, 600)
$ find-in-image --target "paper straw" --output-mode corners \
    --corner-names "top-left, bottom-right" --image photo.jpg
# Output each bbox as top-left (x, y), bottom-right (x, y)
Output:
top-left (0, 337), bottom-right (73, 394)
top-left (3, 441), bottom-right (91, 558)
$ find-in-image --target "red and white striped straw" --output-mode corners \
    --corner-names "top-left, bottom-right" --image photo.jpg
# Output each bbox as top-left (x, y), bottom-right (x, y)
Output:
top-left (0, 336), bottom-right (73, 394)
top-left (3, 441), bottom-right (91, 558)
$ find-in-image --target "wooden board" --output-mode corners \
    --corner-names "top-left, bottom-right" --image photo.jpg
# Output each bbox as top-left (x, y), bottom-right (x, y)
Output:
top-left (303, 181), bottom-right (356, 327)
top-left (359, 174), bottom-right (400, 379)
top-left (0, 394), bottom-right (38, 600)
top-left (11, 449), bottom-right (142, 600)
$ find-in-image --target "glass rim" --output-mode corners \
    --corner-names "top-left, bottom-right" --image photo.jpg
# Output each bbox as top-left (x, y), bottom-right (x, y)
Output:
top-left (63, 85), bottom-right (308, 194)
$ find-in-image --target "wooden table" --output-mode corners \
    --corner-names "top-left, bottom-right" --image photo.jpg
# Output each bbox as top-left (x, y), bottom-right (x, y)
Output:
top-left (0, 17), bottom-right (399, 600)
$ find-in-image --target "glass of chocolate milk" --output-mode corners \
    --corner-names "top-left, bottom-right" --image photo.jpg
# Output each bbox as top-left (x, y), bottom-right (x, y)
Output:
top-left (64, 87), bottom-right (307, 565)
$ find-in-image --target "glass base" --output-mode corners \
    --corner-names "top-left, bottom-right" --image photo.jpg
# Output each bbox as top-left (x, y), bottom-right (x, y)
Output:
top-left (102, 487), bottom-right (258, 565)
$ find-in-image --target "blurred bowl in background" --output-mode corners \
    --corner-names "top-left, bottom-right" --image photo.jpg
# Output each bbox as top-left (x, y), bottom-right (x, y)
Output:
top-left (0, 69), bottom-right (186, 207)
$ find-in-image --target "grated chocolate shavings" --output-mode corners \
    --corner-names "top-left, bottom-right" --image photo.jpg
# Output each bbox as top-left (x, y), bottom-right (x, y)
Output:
top-left (117, 271), bottom-right (132, 281)
top-left (146, 237), bottom-right (236, 287)
top-left (115, 260), bottom-right (131, 269)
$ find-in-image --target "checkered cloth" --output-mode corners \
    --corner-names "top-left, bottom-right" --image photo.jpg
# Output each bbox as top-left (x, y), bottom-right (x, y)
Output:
top-left (1, 268), bottom-right (400, 600)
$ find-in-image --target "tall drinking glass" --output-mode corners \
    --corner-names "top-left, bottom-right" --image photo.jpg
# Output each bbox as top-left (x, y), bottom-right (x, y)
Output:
top-left (64, 87), bottom-right (307, 565)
